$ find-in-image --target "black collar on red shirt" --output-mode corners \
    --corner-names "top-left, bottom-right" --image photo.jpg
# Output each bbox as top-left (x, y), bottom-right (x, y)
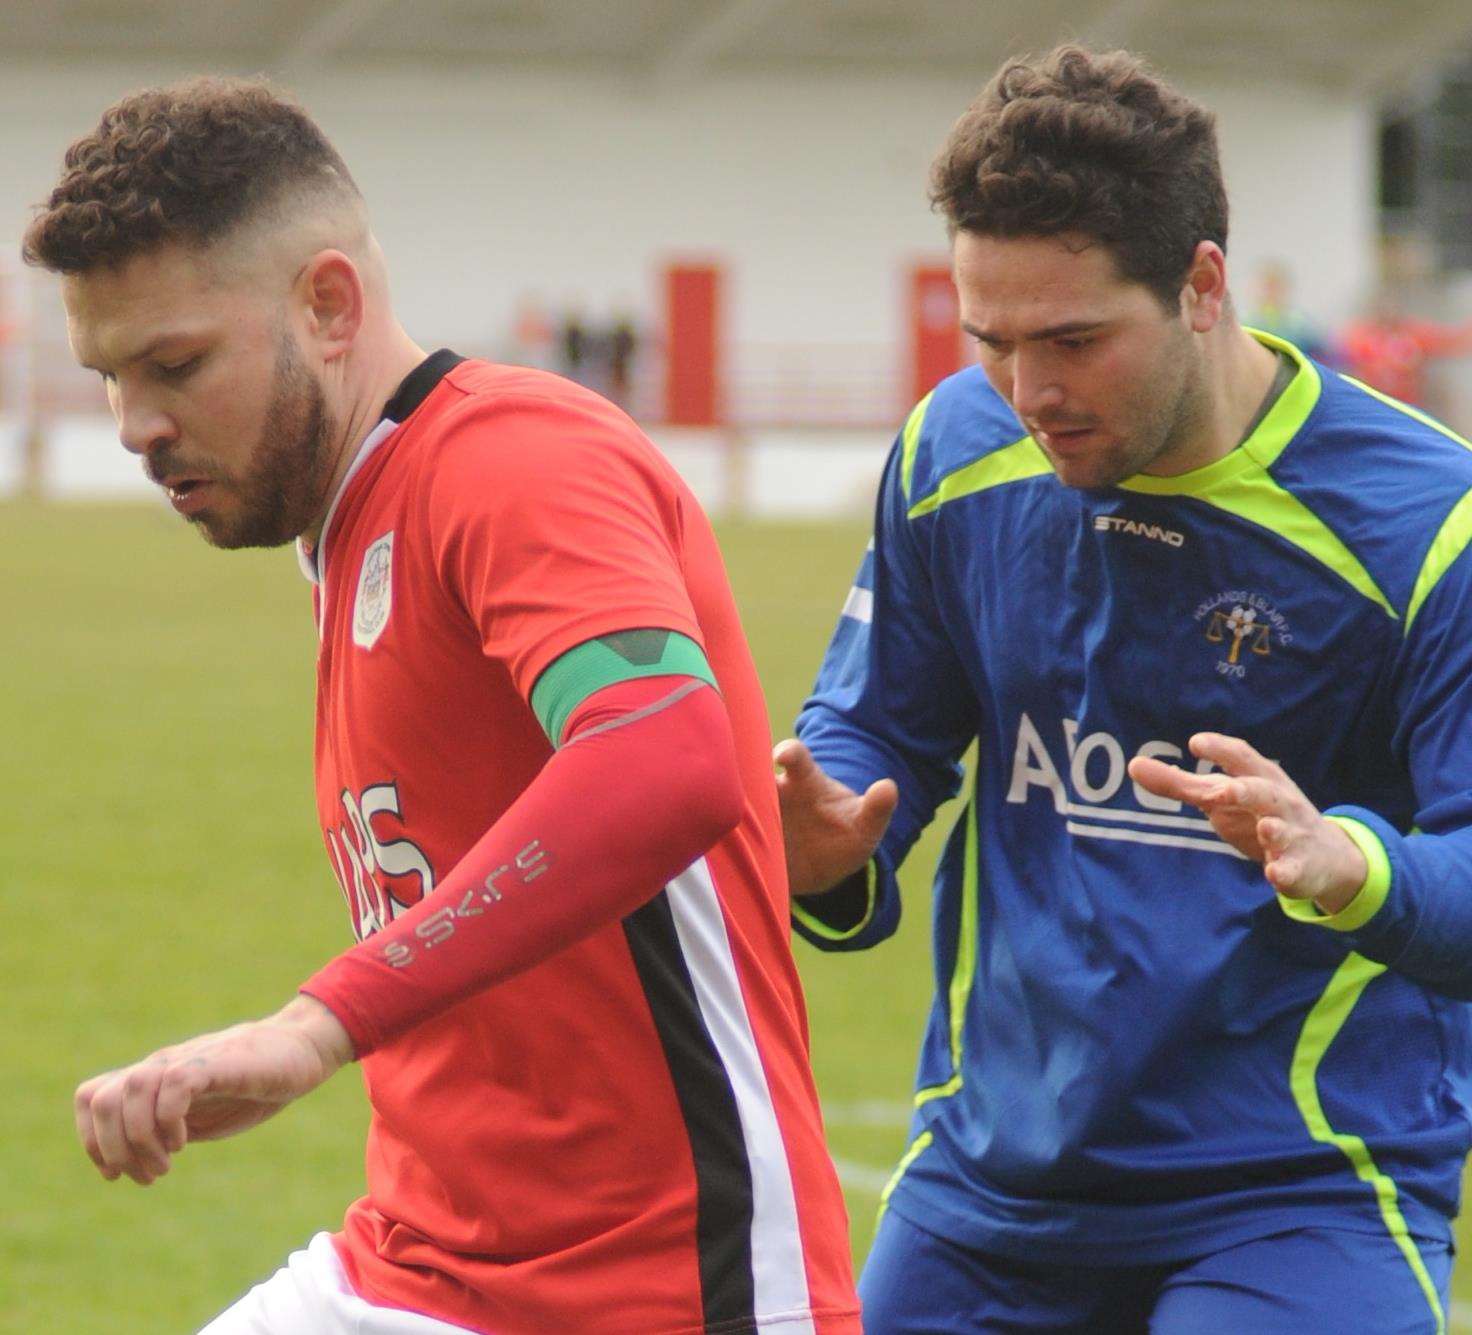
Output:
top-left (382, 348), bottom-right (467, 425)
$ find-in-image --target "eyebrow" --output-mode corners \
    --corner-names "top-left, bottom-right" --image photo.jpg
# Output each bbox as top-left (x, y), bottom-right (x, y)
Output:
top-left (79, 332), bottom-right (200, 373)
top-left (962, 320), bottom-right (1105, 343)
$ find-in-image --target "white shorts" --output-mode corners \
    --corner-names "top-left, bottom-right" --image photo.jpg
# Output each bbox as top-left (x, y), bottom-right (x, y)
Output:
top-left (197, 1232), bottom-right (479, 1334)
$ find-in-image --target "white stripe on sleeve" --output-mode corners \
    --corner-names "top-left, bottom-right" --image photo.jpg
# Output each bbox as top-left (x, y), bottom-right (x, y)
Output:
top-left (841, 586), bottom-right (874, 623)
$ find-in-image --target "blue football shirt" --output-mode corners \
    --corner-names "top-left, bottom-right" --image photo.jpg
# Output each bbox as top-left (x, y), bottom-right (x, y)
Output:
top-left (796, 333), bottom-right (1472, 1297)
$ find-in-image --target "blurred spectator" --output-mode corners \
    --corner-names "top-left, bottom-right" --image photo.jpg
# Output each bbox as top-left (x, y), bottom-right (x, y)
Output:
top-left (1247, 260), bottom-right (1329, 361)
top-left (607, 311), bottom-right (639, 411)
top-left (559, 308), bottom-right (589, 384)
top-left (1336, 290), bottom-right (1472, 408)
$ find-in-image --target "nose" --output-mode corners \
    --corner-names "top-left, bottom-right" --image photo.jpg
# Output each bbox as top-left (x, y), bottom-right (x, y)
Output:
top-left (1008, 349), bottom-right (1065, 422)
top-left (114, 385), bottom-right (178, 458)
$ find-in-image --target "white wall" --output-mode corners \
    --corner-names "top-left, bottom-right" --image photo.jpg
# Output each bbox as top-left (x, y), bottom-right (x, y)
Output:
top-left (3, 57), bottom-right (1374, 349)
top-left (0, 56), bottom-right (1377, 508)
top-left (1198, 74), bottom-right (1378, 330)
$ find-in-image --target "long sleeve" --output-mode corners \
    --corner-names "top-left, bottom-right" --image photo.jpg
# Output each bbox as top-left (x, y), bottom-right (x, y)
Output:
top-left (303, 676), bottom-right (741, 1054)
top-left (1283, 517), bottom-right (1472, 998)
top-left (792, 436), bottom-right (978, 950)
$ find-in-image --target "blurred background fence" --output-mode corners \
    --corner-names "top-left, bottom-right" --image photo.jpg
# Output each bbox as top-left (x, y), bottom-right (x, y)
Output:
top-left (4, 1), bottom-right (1472, 518)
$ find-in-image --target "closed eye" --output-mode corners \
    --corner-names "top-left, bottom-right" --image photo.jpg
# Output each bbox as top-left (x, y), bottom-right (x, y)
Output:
top-left (154, 355), bottom-right (202, 381)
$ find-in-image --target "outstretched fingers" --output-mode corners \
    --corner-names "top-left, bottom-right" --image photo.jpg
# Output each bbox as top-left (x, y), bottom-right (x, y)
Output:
top-left (1129, 755), bottom-right (1215, 806)
top-left (1134, 733), bottom-right (1362, 906)
top-left (1129, 754), bottom-right (1289, 820)
top-left (1187, 732), bottom-right (1284, 781)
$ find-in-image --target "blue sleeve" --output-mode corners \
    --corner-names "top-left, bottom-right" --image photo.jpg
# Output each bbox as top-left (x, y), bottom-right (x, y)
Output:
top-left (792, 439), bottom-right (979, 951)
top-left (1305, 537), bottom-right (1472, 998)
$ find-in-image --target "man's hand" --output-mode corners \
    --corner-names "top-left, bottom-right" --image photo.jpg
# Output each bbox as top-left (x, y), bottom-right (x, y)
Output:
top-left (1127, 732), bottom-right (1368, 913)
top-left (74, 994), bottom-right (354, 1187)
top-left (773, 738), bottom-right (899, 897)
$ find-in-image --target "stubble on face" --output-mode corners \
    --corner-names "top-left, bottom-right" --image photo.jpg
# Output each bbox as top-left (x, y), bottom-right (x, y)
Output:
top-left (180, 331), bottom-right (336, 550)
top-left (1062, 318), bottom-right (1202, 491)
top-left (953, 231), bottom-right (1211, 492)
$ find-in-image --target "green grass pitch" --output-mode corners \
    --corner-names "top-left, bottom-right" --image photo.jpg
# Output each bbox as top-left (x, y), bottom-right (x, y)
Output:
top-left (2, 499), bottom-right (1468, 1331)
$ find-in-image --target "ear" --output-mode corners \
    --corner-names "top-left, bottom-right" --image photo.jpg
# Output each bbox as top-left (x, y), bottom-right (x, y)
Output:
top-left (1181, 241), bottom-right (1228, 334)
top-left (295, 249), bottom-right (364, 362)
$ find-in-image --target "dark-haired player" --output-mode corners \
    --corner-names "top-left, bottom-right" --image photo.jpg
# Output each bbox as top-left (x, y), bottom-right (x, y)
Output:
top-left (778, 45), bottom-right (1472, 1333)
top-left (30, 78), bottom-right (859, 1335)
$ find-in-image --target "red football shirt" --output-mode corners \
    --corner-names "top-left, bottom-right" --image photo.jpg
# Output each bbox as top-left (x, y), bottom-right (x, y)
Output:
top-left (299, 353), bottom-right (857, 1334)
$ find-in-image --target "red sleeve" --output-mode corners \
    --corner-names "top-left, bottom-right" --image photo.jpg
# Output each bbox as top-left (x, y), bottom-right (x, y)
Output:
top-left (300, 675), bottom-right (742, 1055)
top-left (424, 392), bottom-right (705, 701)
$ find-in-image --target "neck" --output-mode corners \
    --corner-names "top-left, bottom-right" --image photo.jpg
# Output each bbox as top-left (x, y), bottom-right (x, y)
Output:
top-left (301, 323), bottom-right (428, 547)
top-left (1148, 319), bottom-right (1280, 476)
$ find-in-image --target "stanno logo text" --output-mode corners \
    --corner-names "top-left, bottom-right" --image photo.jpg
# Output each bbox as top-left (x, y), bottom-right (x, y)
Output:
top-left (1093, 515), bottom-right (1185, 547)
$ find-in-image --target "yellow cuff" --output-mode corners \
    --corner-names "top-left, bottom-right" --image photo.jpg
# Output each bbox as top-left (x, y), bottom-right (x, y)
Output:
top-left (1276, 817), bottom-right (1391, 932)
top-left (792, 861), bottom-right (878, 942)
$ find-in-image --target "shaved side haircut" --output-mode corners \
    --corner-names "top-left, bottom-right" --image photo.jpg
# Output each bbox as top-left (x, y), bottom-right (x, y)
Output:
top-left (23, 76), bottom-right (361, 275)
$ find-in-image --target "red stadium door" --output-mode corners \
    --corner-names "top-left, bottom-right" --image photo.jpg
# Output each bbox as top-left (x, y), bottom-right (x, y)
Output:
top-left (663, 262), bottom-right (723, 426)
top-left (908, 262), bottom-right (963, 404)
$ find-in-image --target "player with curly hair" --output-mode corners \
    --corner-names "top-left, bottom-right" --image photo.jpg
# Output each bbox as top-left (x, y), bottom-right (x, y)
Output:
top-left (779, 45), bottom-right (1472, 1333)
top-left (29, 77), bottom-right (860, 1335)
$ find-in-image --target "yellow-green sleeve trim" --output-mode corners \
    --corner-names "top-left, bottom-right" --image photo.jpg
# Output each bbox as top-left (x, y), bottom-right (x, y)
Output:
top-left (1405, 487), bottom-right (1472, 632)
top-left (947, 795), bottom-right (980, 1074)
top-left (876, 1129), bottom-right (934, 1226)
top-left (907, 436), bottom-right (1049, 520)
top-left (530, 629), bottom-right (716, 745)
top-left (790, 861), bottom-right (878, 943)
top-left (1288, 954), bottom-right (1446, 1334)
top-left (1326, 368), bottom-right (1472, 634)
top-left (1340, 372), bottom-right (1472, 451)
top-left (912, 793), bottom-right (979, 1108)
top-left (899, 391), bottom-right (935, 502)
top-left (914, 1074), bottom-right (962, 1108)
top-left (1276, 817), bottom-right (1391, 932)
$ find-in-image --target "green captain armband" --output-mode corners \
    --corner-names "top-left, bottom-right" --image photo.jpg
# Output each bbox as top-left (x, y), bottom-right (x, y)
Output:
top-left (531, 628), bottom-right (717, 745)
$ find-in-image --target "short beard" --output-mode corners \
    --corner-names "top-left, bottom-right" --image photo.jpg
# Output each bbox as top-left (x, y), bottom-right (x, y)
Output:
top-left (201, 334), bottom-right (336, 550)
top-left (1079, 322), bottom-right (1202, 491)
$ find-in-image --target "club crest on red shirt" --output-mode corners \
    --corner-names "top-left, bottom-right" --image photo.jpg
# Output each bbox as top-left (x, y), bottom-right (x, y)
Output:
top-left (353, 531), bottom-right (395, 649)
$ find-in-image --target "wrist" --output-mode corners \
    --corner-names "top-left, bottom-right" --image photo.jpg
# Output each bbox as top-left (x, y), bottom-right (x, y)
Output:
top-left (1278, 815), bottom-right (1392, 933)
top-left (275, 993), bottom-right (356, 1070)
top-left (1311, 819), bottom-right (1370, 915)
top-left (1312, 881), bottom-right (1361, 916)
